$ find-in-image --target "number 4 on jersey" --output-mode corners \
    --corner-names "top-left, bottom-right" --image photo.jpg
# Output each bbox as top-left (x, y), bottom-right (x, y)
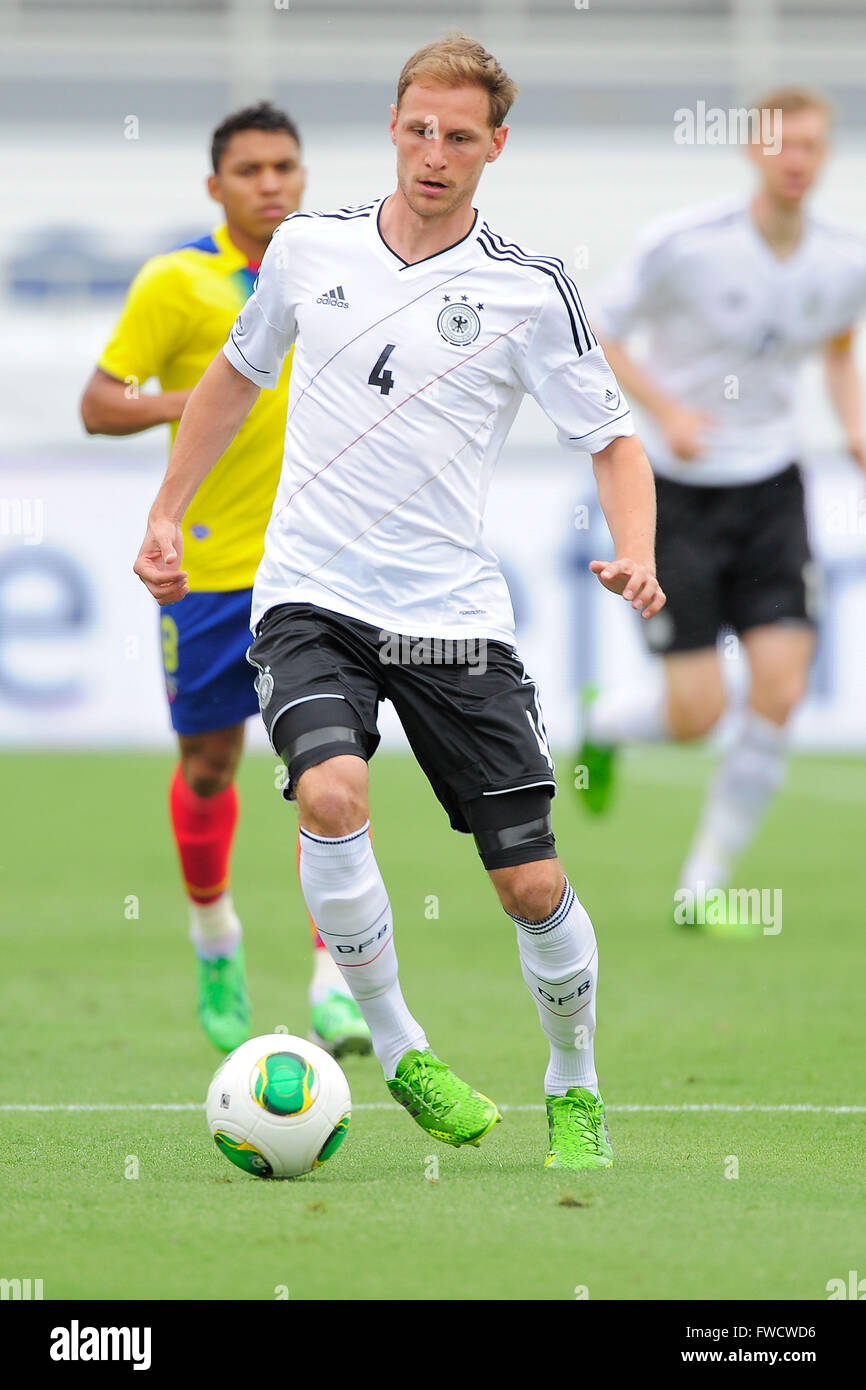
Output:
top-left (368, 344), bottom-right (396, 396)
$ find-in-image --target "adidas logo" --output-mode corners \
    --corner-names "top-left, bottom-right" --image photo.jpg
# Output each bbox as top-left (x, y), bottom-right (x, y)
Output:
top-left (316, 284), bottom-right (349, 308)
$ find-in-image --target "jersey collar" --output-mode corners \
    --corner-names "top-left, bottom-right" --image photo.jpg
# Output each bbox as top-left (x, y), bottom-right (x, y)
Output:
top-left (212, 223), bottom-right (259, 270)
top-left (746, 200), bottom-right (814, 269)
top-left (370, 195), bottom-right (482, 272)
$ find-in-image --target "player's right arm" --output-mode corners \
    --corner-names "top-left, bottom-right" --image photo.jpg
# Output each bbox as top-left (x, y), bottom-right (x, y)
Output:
top-left (80, 255), bottom-right (192, 436)
top-left (134, 221), bottom-right (298, 605)
top-left (595, 229), bottom-right (715, 462)
top-left (134, 353), bottom-right (261, 604)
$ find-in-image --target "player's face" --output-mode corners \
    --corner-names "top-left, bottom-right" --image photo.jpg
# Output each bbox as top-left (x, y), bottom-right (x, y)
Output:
top-left (749, 107), bottom-right (830, 206)
top-left (208, 130), bottom-right (306, 241)
top-left (390, 82), bottom-right (507, 219)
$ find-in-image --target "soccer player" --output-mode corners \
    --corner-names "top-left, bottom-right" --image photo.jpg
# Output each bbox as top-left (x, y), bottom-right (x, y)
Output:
top-left (576, 87), bottom-right (866, 924)
top-left (82, 102), bottom-right (372, 1056)
top-left (133, 34), bottom-right (665, 1170)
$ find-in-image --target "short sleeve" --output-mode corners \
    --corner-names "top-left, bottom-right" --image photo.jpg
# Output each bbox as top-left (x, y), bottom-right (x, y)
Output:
top-left (519, 278), bottom-right (634, 454)
top-left (98, 256), bottom-right (189, 385)
top-left (592, 225), bottom-right (676, 339)
top-left (223, 219), bottom-right (299, 389)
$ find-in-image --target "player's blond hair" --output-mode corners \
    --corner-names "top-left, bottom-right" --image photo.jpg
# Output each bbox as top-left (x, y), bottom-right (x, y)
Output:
top-left (396, 32), bottom-right (518, 130)
top-left (751, 84), bottom-right (835, 128)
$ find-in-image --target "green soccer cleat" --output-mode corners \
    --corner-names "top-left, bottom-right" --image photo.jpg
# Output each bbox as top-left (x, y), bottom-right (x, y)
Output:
top-left (574, 686), bottom-right (617, 815)
top-left (672, 879), bottom-right (763, 940)
top-left (701, 910), bottom-right (763, 942)
top-left (197, 946), bottom-right (251, 1053)
top-left (387, 1049), bottom-right (501, 1148)
top-left (545, 1087), bottom-right (614, 1171)
top-left (310, 990), bottom-right (373, 1058)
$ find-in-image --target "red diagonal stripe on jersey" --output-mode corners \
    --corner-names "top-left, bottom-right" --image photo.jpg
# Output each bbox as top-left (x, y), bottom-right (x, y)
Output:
top-left (275, 319), bottom-right (529, 520)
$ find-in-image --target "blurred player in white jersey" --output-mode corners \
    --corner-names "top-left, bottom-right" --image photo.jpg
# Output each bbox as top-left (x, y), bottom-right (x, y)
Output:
top-left (576, 87), bottom-right (866, 927)
top-left (133, 32), bottom-right (665, 1170)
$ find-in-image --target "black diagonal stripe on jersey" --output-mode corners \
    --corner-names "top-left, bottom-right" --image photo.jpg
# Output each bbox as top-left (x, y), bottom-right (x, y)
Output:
top-left (478, 229), bottom-right (595, 354)
top-left (479, 225), bottom-right (596, 351)
top-left (478, 232), bottom-right (588, 356)
top-left (279, 317), bottom-right (528, 516)
top-left (477, 228), bottom-right (596, 355)
top-left (285, 267), bottom-right (476, 428)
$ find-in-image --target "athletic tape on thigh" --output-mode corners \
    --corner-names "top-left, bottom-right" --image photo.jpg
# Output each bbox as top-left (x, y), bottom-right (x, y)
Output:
top-left (283, 726), bottom-right (363, 763)
top-left (472, 814), bottom-right (553, 857)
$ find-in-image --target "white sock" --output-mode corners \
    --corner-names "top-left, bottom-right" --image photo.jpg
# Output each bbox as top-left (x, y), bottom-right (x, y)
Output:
top-left (681, 709), bottom-right (788, 890)
top-left (309, 946), bottom-right (352, 1007)
top-left (189, 892), bottom-right (242, 961)
top-left (298, 822), bottom-right (427, 1078)
top-left (585, 687), bottom-right (668, 746)
top-left (508, 879), bottom-right (599, 1097)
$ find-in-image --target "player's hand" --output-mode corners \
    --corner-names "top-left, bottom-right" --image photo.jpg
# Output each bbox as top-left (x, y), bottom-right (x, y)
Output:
top-left (659, 404), bottom-right (716, 461)
top-left (590, 558), bottom-right (666, 618)
top-left (133, 518), bottom-right (188, 605)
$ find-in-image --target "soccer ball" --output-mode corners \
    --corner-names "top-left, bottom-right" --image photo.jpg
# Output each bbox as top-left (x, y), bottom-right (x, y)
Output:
top-left (206, 1033), bottom-right (351, 1179)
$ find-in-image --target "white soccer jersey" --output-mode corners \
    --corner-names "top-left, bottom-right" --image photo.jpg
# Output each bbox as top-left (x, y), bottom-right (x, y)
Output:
top-left (594, 194), bottom-right (866, 486)
top-left (223, 197), bottom-right (633, 642)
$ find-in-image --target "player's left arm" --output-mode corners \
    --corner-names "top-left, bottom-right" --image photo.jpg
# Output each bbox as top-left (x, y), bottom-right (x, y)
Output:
top-left (518, 275), bottom-right (665, 618)
top-left (590, 434), bottom-right (666, 618)
top-left (823, 329), bottom-right (866, 473)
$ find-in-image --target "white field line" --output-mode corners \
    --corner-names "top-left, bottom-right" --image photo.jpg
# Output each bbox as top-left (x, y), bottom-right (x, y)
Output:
top-left (1, 1103), bottom-right (864, 1114)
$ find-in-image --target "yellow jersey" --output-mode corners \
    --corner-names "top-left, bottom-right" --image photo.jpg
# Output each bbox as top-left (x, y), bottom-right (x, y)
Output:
top-left (99, 224), bottom-right (290, 591)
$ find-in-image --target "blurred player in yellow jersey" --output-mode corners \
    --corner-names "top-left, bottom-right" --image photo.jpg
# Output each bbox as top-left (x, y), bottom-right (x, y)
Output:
top-left (81, 103), bottom-right (372, 1056)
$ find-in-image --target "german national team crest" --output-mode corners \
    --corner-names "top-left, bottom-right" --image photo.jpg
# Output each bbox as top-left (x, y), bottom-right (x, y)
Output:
top-left (255, 666), bottom-right (274, 710)
top-left (437, 302), bottom-right (481, 346)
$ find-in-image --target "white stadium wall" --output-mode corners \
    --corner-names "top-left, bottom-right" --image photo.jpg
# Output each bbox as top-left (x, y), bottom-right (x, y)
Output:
top-left (1, 450), bottom-right (864, 752)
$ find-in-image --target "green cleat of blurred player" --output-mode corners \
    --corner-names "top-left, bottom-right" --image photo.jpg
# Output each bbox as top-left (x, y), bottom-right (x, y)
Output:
top-left (545, 1087), bottom-right (613, 1171)
top-left (574, 687), bottom-right (617, 815)
top-left (672, 887), bottom-right (763, 940)
top-left (311, 989), bottom-right (373, 1058)
top-left (198, 947), bottom-right (251, 1053)
top-left (387, 1049), bottom-right (501, 1147)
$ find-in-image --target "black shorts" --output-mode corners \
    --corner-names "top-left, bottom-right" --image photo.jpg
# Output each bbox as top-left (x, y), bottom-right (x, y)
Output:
top-left (246, 603), bottom-right (558, 842)
top-left (643, 462), bottom-right (819, 655)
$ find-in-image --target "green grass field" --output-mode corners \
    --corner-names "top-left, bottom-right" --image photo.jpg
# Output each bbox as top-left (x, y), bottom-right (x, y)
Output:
top-left (2, 747), bottom-right (864, 1301)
